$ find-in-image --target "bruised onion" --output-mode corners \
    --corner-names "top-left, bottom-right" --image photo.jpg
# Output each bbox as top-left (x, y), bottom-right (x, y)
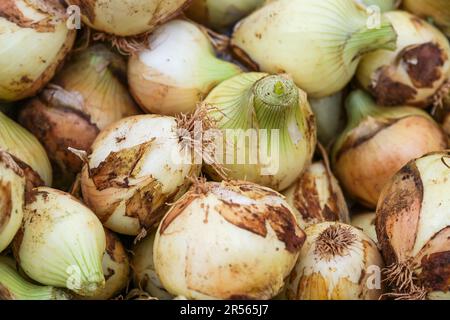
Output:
top-left (357, 11), bottom-right (450, 107)
top-left (351, 212), bottom-right (378, 243)
top-left (286, 222), bottom-right (384, 300)
top-left (332, 90), bottom-right (447, 208)
top-left (403, 0), bottom-right (450, 37)
top-left (154, 180), bottom-right (306, 300)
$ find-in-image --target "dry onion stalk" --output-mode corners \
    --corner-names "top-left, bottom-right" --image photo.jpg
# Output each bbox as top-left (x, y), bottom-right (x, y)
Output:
top-left (403, 0), bottom-right (450, 37)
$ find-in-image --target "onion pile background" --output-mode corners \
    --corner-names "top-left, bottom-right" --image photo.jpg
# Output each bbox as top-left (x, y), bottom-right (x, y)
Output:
top-left (0, 0), bottom-right (449, 301)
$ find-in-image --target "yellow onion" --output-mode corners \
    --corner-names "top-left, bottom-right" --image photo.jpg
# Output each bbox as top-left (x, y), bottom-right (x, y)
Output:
top-left (354, 0), bottom-right (399, 12)
top-left (0, 256), bottom-right (71, 300)
top-left (66, 0), bottom-right (191, 36)
top-left (376, 151), bottom-right (450, 300)
top-left (13, 187), bottom-right (106, 297)
top-left (186, 0), bottom-right (264, 32)
top-left (19, 44), bottom-right (139, 189)
top-left (351, 212), bottom-right (378, 243)
top-left (286, 222), bottom-right (384, 300)
top-left (357, 11), bottom-right (450, 107)
top-left (332, 90), bottom-right (447, 208)
top-left (80, 114), bottom-right (202, 236)
top-left (154, 180), bottom-right (306, 300)
top-left (283, 161), bottom-right (350, 229)
top-left (132, 231), bottom-right (173, 300)
top-left (0, 0), bottom-right (76, 102)
top-left (0, 151), bottom-right (26, 253)
top-left (203, 73), bottom-right (317, 191)
top-left (128, 19), bottom-right (241, 116)
top-left (231, 0), bottom-right (397, 98)
top-left (403, 0), bottom-right (450, 37)
top-left (0, 111), bottom-right (52, 186)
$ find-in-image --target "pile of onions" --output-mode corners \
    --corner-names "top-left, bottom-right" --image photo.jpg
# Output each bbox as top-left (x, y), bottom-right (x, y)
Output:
top-left (0, 0), bottom-right (76, 102)
top-left (13, 187), bottom-right (106, 297)
top-left (376, 151), bottom-right (450, 300)
top-left (403, 0), bottom-right (450, 37)
top-left (154, 180), bottom-right (306, 299)
top-left (286, 222), bottom-right (384, 300)
top-left (231, 0), bottom-right (397, 98)
top-left (66, 0), bottom-right (191, 36)
top-left (332, 90), bottom-right (447, 208)
top-left (128, 19), bottom-right (241, 116)
top-left (19, 45), bottom-right (139, 188)
top-left (357, 11), bottom-right (450, 107)
top-left (203, 73), bottom-right (317, 191)
top-left (351, 212), bottom-right (378, 243)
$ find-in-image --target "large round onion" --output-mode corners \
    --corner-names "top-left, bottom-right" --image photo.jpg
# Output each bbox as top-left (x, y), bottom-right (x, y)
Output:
top-left (154, 180), bottom-right (306, 300)
top-left (0, 0), bottom-right (76, 102)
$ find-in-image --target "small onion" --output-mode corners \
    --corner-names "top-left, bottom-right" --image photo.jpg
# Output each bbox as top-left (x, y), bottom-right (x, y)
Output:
top-left (376, 151), bottom-right (450, 300)
top-left (154, 180), bottom-right (306, 300)
top-left (332, 90), bottom-right (447, 208)
top-left (0, 0), bottom-right (76, 102)
top-left (286, 222), bottom-right (384, 300)
top-left (357, 11), bottom-right (450, 107)
top-left (351, 212), bottom-right (378, 243)
top-left (128, 19), bottom-right (241, 116)
top-left (13, 187), bottom-right (106, 297)
top-left (403, 0), bottom-right (450, 37)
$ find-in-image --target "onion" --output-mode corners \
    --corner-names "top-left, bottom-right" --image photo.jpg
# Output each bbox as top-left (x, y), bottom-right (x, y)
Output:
top-left (0, 0), bottom-right (76, 102)
top-left (12, 187), bottom-right (106, 297)
top-left (186, 0), bottom-right (264, 32)
top-left (80, 114), bottom-right (203, 236)
top-left (357, 11), bottom-right (450, 107)
top-left (19, 44), bottom-right (139, 189)
top-left (433, 82), bottom-right (450, 145)
top-left (128, 19), bottom-right (241, 116)
top-left (66, 0), bottom-right (191, 37)
top-left (283, 161), bottom-right (350, 229)
top-left (0, 256), bottom-right (71, 300)
top-left (203, 73), bottom-right (317, 191)
top-left (403, 0), bottom-right (450, 37)
top-left (354, 0), bottom-right (399, 12)
top-left (0, 151), bottom-right (26, 253)
top-left (376, 151), bottom-right (450, 300)
top-left (231, 0), bottom-right (397, 98)
top-left (351, 212), bottom-right (378, 243)
top-left (332, 90), bottom-right (447, 208)
top-left (286, 222), bottom-right (384, 300)
top-left (154, 180), bottom-right (306, 299)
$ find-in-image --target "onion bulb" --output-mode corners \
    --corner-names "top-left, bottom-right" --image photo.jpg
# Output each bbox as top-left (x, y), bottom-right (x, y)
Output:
top-left (0, 0), bottom-right (76, 102)
top-left (351, 212), bottom-right (378, 243)
top-left (128, 19), bottom-right (241, 116)
top-left (154, 180), bottom-right (306, 300)
top-left (403, 0), bottom-right (450, 37)
top-left (13, 187), bottom-right (106, 297)
top-left (357, 11), bottom-right (450, 107)
top-left (19, 44), bottom-right (139, 189)
top-left (376, 151), bottom-right (450, 300)
top-left (80, 114), bottom-right (203, 236)
top-left (0, 151), bottom-right (26, 253)
top-left (186, 0), bottom-right (264, 32)
top-left (332, 90), bottom-right (447, 208)
top-left (231, 0), bottom-right (397, 98)
top-left (283, 161), bottom-right (350, 229)
top-left (66, 0), bottom-right (191, 37)
top-left (0, 256), bottom-right (71, 300)
top-left (286, 222), bottom-right (384, 300)
top-left (354, 0), bottom-right (399, 12)
top-left (203, 73), bottom-right (316, 191)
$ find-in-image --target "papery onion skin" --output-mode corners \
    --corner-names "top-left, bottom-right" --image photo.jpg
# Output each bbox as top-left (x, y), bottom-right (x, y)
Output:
top-left (128, 19), bottom-right (241, 116)
top-left (154, 180), bottom-right (306, 300)
top-left (283, 161), bottom-right (350, 229)
top-left (66, 0), bottom-right (192, 36)
top-left (231, 0), bottom-right (397, 98)
top-left (351, 212), bottom-right (378, 243)
top-left (81, 115), bottom-right (201, 236)
top-left (13, 187), bottom-right (106, 297)
top-left (286, 222), bottom-right (384, 300)
top-left (403, 0), bottom-right (450, 37)
top-left (357, 11), bottom-right (450, 107)
top-left (332, 90), bottom-right (447, 208)
top-left (0, 0), bottom-right (76, 102)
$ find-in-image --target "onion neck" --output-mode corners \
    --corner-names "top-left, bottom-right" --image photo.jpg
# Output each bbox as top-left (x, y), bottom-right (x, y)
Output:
top-left (345, 90), bottom-right (382, 127)
top-left (200, 56), bottom-right (242, 88)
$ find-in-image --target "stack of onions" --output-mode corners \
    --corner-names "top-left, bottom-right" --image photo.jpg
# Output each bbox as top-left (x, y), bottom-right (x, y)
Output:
top-left (154, 180), bottom-right (306, 299)
top-left (231, 0), bottom-right (398, 98)
top-left (351, 212), bottom-right (378, 243)
top-left (357, 11), bottom-right (450, 107)
top-left (19, 44), bottom-right (139, 189)
top-left (332, 90), bottom-right (447, 208)
top-left (376, 152), bottom-right (450, 299)
top-left (128, 19), bottom-right (241, 116)
top-left (403, 0), bottom-right (450, 37)
top-left (0, 0), bottom-right (76, 102)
